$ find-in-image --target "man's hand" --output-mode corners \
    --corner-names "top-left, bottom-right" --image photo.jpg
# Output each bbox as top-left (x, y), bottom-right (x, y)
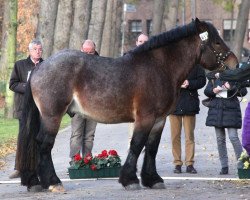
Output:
top-left (181, 80), bottom-right (189, 88)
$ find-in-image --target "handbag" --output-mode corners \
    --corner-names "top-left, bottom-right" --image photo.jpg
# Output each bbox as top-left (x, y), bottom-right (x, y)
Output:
top-left (202, 97), bottom-right (211, 107)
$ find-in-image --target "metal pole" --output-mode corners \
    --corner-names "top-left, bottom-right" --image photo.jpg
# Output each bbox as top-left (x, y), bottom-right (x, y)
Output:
top-left (121, 3), bottom-right (126, 56)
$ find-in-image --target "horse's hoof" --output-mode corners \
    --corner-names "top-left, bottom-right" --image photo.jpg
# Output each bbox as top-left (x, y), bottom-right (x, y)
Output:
top-left (151, 182), bottom-right (165, 189)
top-left (49, 184), bottom-right (65, 192)
top-left (124, 183), bottom-right (141, 190)
top-left (27, 185), bottom-right (43, 192)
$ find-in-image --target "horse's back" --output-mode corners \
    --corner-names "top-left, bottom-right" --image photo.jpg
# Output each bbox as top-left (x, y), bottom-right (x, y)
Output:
top-left (30, 50), bottom-right (137, 123)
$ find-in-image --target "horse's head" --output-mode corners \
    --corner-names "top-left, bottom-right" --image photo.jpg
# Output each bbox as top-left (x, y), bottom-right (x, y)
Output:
top-left (195, 18), bottom-right (238, 71)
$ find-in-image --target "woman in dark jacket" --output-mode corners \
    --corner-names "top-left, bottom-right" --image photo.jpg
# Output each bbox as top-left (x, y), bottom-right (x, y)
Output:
top-left (206, 59), bottom-right (250, 156)
top-left (169, 65), bottom-right (206, 174)
top-left (204, 79), bottom-right (247, 175)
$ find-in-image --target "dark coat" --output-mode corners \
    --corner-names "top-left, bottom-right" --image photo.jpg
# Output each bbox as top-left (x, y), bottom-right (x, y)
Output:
top-left (204, 79), bottom-right (247, 128)
top-left (9, 56), bottom-right (43, 119)
top-left (172, 65), bottom-right (206, 115)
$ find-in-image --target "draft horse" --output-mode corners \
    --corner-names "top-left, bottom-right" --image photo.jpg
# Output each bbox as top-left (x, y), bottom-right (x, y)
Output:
top-left (17, 18), bottom-right (238, 192)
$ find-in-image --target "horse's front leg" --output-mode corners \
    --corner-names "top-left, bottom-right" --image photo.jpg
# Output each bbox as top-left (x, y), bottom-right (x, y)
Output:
top-left (36, 120), bottom-right (64, 192)
top-left (119, 116), bottom-right (155, 190)
top-left (141, 117), bottom-right (166, 189)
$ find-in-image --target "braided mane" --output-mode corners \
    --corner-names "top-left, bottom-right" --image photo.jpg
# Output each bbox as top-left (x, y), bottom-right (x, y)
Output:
top-left (130, 20), bottom-right (198, 54)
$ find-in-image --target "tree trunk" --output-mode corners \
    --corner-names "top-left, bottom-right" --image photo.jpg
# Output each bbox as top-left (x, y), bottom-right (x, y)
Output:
top-left (114, 0), bottom-right (123, 57)
top-left (36, 0), bottom-right (59, 59)
top-left (100, 0), bottom-right (114, 56)
top-left (232, 0), bottom-right (250, 61)
top-left (69, 0), bottom-right (93, 49)
top-left (163, 0), bottom-right (179, 31)
top-left (152, 0), bottom-right (166, 35)
top-left (52, 0), bottom-right (73, 54)
top-left (88, 0), bottom-right (108, 53)
top-left (0, 0), bottom-right (17, 118)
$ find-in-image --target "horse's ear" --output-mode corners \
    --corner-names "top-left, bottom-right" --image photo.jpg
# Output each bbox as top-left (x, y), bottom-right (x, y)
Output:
top-left (195, 18), bottom-right (201, 24)
top-left (195, 18), bottom-right (206, 32)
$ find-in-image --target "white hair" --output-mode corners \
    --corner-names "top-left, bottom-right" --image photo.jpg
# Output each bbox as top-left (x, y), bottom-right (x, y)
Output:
top-left (28, 39), bottom-right (42, 51)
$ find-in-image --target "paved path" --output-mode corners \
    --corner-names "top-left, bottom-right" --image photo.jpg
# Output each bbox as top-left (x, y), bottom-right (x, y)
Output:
top-left (0, 90), bottom-right (250, 199)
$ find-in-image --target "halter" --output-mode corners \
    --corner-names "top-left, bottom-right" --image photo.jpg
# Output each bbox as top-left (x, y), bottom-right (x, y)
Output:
top-left (199, 31), bottom-right (232, 71)
top-left (208, 44), bottom-right (232, 71)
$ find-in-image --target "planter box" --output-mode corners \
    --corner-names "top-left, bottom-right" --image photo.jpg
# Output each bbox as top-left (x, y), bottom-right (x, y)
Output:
top-left (238, 169), bottom-right (250, 179)
top-left (68, 167), bottom-right (121, 179)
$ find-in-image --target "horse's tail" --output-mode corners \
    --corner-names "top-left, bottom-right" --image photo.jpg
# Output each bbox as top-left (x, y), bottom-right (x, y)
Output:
top-left (16, 79), bottom-right (40, 185)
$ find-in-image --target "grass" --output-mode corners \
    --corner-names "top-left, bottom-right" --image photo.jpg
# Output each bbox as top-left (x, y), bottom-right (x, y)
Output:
top-left (0, 108), bottom-right (71, 160)
top-left (0, 111), bottom-right (71, 145)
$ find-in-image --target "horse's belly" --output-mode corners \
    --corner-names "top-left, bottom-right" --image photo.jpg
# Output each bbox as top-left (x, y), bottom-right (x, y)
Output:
top-left (72, 95), bottom-right (133, 124)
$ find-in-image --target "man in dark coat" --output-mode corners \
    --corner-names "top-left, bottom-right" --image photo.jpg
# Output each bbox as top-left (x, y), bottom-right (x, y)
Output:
top-left (9, 39), bottom-right (43, 178)
top-left (169, 65), bottom-right (206, 174)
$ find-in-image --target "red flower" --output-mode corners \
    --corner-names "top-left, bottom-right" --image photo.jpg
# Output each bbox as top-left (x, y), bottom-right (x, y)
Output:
top-left (74, 153), bottom-right (82, 161)
top-left (84, 153), bottom-right (92, 164)
top-left (101, 150), bottom-right (108, 158)
top-left (97, 150), bottom-right (108, 159)
top-left (108, 150), bottom-right (118, 156)
top-left (91, 164), bottom-right (97, 170)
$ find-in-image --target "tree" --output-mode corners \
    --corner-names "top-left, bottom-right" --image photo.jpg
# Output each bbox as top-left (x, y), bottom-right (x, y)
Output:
top-left (0, 0), bottom-right (17, 117)
top-left (88, 0), bottom-right (108, 53)
top-left (69, 0), bottom-right (93, 49)
top-left (163, 0), bottom-right (179, 31)
top-left (232, 0), bottom-right (250, 61)
top-left (52, 0), bottom-right (73, 54)
top-left (100, 0), bottom-right (114, 56)
top-left (152, 0), bottom-right (166, 34)
top-left (113, 0), bottom-right (123, 57)
top-left (36, 0), bottom-right (59, 58)
top-left (16, 0), bottom-right (39, 55)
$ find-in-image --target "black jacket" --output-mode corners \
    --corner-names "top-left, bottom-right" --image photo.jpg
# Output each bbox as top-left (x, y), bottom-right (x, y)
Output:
top-left (171, 65), bottom-right (206, 115)
top-left (9, 56), bottom-right (43, 119)
top-left (204, 79), bottom-right (247, 128)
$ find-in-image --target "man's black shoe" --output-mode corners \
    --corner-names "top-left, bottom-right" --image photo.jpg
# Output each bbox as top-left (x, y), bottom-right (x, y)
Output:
top-left (186, 165), bottom-right (197, 174)
top-left (173, 165), bottom-right (182, 174)
top-left (219, 167), bottom-right (228, 175)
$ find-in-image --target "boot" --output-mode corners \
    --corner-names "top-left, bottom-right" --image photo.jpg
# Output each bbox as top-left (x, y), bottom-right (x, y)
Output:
top-left (219, 167), bottom-right (228, 175)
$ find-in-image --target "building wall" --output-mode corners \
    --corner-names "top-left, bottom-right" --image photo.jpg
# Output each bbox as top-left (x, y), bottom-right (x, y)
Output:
top-left (124, 0), bottom-right (250, 55)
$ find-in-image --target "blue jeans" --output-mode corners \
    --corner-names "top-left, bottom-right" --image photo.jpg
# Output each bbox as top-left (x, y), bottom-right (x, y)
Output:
top-left (215, 127), bottom-right (242, 168)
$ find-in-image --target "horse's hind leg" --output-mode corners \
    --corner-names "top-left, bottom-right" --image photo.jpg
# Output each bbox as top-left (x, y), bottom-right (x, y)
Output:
top-left (36, 117), bottom-right (64, 192)
top-left (119, 116), bottom-right (155, 190)
top-left (141, 117), bottom-right (166, 189)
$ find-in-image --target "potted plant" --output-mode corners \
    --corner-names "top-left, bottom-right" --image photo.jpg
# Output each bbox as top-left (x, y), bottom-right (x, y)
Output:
top-left (68, 149), bottom-right (122, 179)
top-left (238, 150), bottom-right (250, 179)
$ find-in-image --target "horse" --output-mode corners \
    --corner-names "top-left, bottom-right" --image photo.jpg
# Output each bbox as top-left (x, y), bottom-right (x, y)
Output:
top-left (17, 18), bottom-right (238, 192)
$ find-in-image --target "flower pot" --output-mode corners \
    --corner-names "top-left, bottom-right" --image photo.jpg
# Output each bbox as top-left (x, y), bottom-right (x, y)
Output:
top-left (238, 169), bottom-right (250, 179)
top-left (68, 166), bottom-right (121, 179)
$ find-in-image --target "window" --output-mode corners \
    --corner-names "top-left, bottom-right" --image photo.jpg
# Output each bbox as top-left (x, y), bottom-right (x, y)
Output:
top-left (129, 20), bottom-right (142, 33)
top-left (146, 19), bottom-right (152, 35)
top-left (223, 19), bottom-right (236, 42)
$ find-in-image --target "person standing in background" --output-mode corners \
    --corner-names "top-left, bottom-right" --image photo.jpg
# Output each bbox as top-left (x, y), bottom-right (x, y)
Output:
top-left (69, 39), bottom-right (99, 161)
top-left (9, 39), bottom-right (43, 179)
top-left (169, 65), bottom-right (206, 174)
top-left (204, 77), bottom-right (247, 174)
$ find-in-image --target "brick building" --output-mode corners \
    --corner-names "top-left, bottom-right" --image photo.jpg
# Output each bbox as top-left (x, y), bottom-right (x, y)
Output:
top-left (123, 0), bottom-right (250, 59)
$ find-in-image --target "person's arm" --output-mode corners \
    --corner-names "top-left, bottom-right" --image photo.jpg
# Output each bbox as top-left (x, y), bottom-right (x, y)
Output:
top-left (206, 62), bottom-right (250, 82)
top-left (188, 67), bottom-right (206, 90)
top-left (204, 80), bottom-right (216, 98)
top-left (9, 63), bottom-right (27, 94)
